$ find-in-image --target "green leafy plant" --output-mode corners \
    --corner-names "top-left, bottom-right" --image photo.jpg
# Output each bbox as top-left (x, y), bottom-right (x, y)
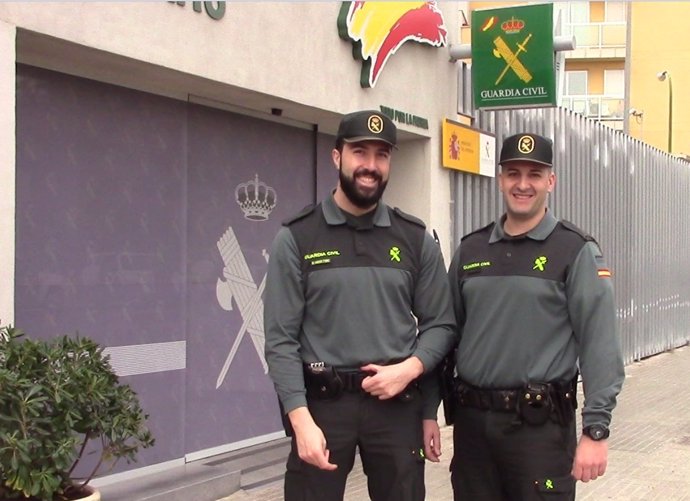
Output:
top-left (0, 325), bottom-right (154, 500)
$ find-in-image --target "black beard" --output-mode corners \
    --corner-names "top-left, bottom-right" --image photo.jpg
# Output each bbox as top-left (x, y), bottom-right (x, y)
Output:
top-left (338, 165), bottom-right (388, 209)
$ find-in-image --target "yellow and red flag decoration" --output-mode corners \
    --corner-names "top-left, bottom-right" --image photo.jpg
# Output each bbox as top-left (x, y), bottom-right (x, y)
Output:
top-left (594, 253), bottom-right (612, 278)
top-left (337, 1), bottom-right (447, 88)
top-left (481, 16), bottom-right (497, 32)
top-left (597, 268), bottom-right (612, 278)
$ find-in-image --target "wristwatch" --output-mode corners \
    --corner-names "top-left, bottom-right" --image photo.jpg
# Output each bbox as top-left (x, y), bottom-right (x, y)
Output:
top-left (582, 424), bottom-right (610, 441)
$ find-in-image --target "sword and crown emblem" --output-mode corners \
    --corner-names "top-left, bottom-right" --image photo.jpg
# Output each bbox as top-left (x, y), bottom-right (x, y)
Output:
top-left (518, 136), bottom-right (535, 154)
top-left (480, 12), bottom-right (533, 85)
top-left (472, 4), bottom-right (555, 109)
top-left (368, 115), bottom-right (384, 134)
top-left (492, 32), bottom-right (533, 85)
top-left (501, 17), bottom-right (525, 34)
top-left (216, 227), bottom-right (269, 387)
top-left (234, 174), bottom-right (277, 221)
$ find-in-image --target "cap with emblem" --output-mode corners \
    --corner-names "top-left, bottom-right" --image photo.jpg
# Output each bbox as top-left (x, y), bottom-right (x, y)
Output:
top-left (336, 110), bottom-right (397, 147)
top-left (499, 133), bottom-right (553, 168)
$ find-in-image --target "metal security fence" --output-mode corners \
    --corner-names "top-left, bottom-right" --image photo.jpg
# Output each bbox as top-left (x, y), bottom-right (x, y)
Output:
top-left (451, 105), bottom-right (690, 364)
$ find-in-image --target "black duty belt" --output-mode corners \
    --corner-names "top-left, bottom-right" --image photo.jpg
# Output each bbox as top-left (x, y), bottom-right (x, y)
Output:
top-left (456, 384), bottom-right (520, 412)
top-left (455, 380), bottom-right (577, 413)
top-left (336, 369), bottom-right (419, 402)
top-left (338, 370), bottom-right (370, 392)
top-left (303, 363), bottom-right (419, 402)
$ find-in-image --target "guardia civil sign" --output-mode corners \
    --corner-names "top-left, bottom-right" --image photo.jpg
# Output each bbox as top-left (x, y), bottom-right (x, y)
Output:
top-left (471, 3), bottom-right (556, 110)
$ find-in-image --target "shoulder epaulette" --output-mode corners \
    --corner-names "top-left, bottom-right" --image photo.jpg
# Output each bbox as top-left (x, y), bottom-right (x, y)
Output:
top-left (461, 221), bottom-right (495, 241)
top-left (392, 207), bottom-right (426, 229)
top-left (282, 204), bottom-right (316, 226)
top-left (559, 220), bottom-right (595, 242)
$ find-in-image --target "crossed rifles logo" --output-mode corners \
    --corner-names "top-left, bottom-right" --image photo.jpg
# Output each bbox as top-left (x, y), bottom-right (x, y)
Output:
top-left (492, 32), bottom-right (533, 85)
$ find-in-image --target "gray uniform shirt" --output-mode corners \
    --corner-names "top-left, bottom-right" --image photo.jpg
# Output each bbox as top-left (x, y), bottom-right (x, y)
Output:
top-left (448, 211), bottom-right (625, 428)
top-left (264, 195), bottom-right (456, 417)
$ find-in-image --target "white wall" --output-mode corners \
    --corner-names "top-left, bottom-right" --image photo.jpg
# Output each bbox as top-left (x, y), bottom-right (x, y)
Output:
top-left (0, 19), bottom-right (15, 325)
top-left (0, 1), bottom-right (460, 264)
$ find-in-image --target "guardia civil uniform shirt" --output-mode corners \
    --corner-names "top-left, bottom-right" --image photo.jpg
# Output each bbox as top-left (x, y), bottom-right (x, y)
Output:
top-left (264, 194), bottom-right (456, 418)
top-left (448, 210), bottom-right (625, 429)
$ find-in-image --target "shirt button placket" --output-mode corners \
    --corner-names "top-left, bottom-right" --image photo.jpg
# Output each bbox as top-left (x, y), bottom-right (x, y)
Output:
top-left (354, 233), bottom-right (366, 256)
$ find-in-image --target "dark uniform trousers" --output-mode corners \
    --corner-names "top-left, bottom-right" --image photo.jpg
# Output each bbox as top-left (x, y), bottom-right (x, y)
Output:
top-left (450, 407), bottom-right (576, 501)
top-left (284, 391), bottom-right (426, 501)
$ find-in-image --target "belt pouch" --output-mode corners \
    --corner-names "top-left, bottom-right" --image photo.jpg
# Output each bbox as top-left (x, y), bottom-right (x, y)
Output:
top-left (517, 383), bottom-right (553, 425)
top-left (304, 363), bottom-right (344, 400)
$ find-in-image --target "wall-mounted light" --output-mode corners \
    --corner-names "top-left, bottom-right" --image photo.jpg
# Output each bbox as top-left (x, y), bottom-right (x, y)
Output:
top-left (657, 70), bottom-right (673, 153)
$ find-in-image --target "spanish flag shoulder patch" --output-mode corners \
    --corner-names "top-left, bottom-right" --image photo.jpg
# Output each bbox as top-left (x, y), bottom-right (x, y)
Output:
top-left (597, 268), bottom-right (612, 278)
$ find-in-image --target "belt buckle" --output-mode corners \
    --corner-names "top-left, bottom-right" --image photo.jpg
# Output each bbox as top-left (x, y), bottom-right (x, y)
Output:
top-left (353, 371), bottom-right (367, 391)
top-left (340, 370), bottom-right (367, 392)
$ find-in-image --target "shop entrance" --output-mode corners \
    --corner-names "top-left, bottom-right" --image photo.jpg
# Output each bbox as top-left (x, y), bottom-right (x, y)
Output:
top-left (15, 64), bottom-right (336, 468)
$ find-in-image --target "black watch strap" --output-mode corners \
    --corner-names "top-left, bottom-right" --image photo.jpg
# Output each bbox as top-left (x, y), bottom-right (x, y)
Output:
top-left (582, 424), bottom-right (610, 441)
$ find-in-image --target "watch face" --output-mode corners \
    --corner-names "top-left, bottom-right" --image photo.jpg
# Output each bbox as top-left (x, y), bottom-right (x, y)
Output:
top-left (585, 425), bottom-right (609, 440)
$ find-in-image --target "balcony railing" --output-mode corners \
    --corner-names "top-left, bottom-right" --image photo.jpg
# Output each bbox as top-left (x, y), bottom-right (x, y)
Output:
top-left (565, 21), bottom-right (626, 49)
top-left (562, 95), bottom-right (624, 128)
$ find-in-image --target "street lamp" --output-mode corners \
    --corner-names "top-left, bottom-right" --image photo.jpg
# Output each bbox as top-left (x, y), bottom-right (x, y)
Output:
top-left (657, 70), bottom-right (673, 153)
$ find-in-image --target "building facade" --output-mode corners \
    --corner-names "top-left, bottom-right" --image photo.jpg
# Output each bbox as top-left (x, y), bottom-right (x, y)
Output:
top-left (0, 1), bottom-right (461, 476)
top-left (560, 1), bottom-right (626, 131)
top-left (560, 0), bottom-right (690, 157)
top-left (626, 2), bottom-right (690, 157)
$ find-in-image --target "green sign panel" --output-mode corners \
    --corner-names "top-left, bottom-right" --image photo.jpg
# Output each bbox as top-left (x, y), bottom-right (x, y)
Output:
top-left (471, 3), bottom-right (555, 110)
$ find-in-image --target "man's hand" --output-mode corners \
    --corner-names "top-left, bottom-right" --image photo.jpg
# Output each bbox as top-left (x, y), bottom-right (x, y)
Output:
top-left (360, 357), bottom-right (424, 399)
top-left (423, 419), bottom-right (442, 462)
top-left (288, 407), bottom-right (337, 471)
top-left (571, 435), bottom-right (608, 482)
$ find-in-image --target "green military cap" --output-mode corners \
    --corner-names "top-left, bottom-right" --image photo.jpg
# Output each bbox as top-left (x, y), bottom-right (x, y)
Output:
top-left (499, 133), bottom-right (553, 167)
top-left (336, 110), bottom-right (397, 147)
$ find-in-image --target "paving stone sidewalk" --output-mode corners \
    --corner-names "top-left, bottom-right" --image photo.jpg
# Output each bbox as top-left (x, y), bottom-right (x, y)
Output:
top-left (222, 345), bottom-right (690, 501)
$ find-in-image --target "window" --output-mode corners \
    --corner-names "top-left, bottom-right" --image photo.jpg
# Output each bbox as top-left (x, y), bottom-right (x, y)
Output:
top-left (605, 2), bottom-right (626, 22)
top-left (565, 71), bottom-right (588, 95)
top-left (568, 3), bottom-right (589, 24)
top-left (604, 69), bottom-right (624, 96)
top-left (564, 2), bottom-right (591, 42)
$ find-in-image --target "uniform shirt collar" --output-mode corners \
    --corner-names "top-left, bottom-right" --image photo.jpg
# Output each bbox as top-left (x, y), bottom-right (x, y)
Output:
top-left (322, 193), bottom-right (391, 227)
top-left (489, 209), bottom-right (557, 243)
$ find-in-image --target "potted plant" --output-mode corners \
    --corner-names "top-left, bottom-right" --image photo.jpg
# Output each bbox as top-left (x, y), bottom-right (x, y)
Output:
top-left (0, 325), bottom-right (155, 501)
